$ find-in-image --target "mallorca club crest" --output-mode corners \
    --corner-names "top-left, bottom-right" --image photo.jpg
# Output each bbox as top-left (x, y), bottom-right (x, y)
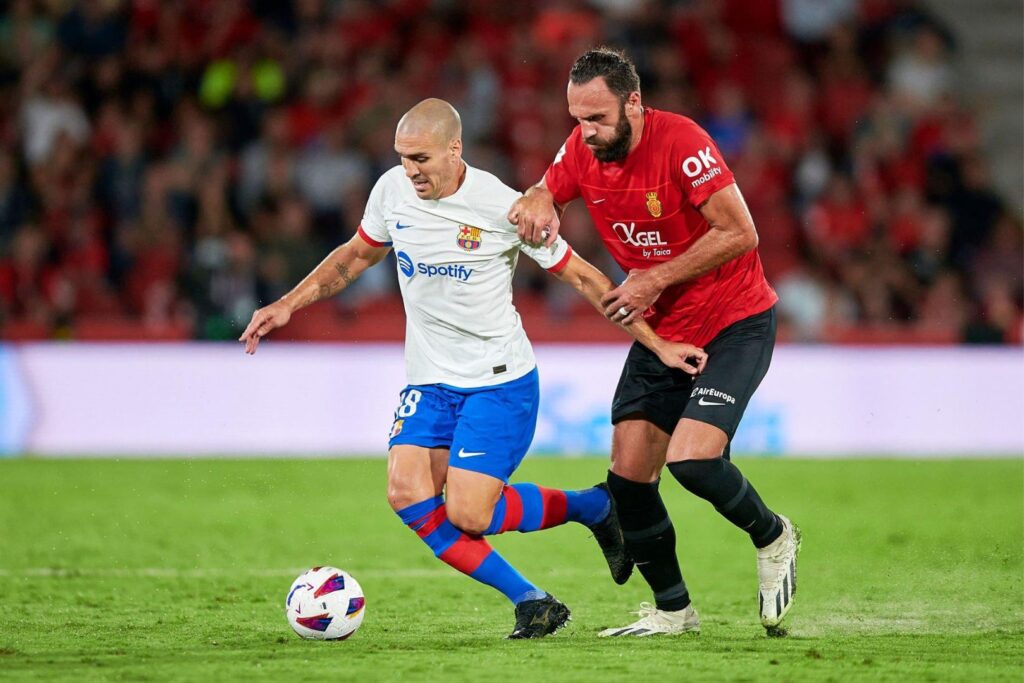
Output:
top-left (456, 225), bottom-right (482, 251)
top-left (646, 191), bottom-right (663, 218)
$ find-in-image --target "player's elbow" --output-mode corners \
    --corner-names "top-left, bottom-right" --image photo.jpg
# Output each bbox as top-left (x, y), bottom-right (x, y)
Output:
top-left (734, 221), bottom-right (758, 254)
top-left (745, 226), bottom-right (759, 252)
top-left (556, 257), bottom-right (601, 295)
top-left (551, 265), bottom-right (582, 291)
top-left (559, 272), bottom-right (586, 293)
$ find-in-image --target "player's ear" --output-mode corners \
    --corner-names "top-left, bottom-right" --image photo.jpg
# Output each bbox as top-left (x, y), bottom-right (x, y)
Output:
top-left (450, 137), bottom-right (462, 158)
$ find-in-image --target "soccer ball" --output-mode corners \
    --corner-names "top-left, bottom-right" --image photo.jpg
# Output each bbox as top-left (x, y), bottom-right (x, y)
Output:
top-left (285, 567), bottom-right (366, 640)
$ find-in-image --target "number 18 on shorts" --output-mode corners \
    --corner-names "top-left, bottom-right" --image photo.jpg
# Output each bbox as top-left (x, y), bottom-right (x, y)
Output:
top-left (386, 370), bottom-right (541, 483)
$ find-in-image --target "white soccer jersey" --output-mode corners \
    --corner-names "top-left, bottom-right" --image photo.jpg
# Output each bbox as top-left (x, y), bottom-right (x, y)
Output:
top-left (358, 163), bottom-right (572, 388)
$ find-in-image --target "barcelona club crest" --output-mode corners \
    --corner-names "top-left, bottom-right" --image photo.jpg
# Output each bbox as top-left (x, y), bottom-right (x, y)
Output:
top-left (646, 191), bottom-right (663, 218)
top-left (457, 225), bottom-right (482, 251)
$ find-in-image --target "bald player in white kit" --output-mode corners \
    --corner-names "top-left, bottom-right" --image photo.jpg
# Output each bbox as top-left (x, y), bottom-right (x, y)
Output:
top-left (240, 99), bottom-right (708, 639)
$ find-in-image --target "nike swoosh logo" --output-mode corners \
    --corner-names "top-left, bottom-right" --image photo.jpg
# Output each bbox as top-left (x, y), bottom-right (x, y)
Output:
top-left (697, 397), bottom-right (725, 406)
top-left (396, 222), bottom-right (412, 229)
top-left (592, 198), bottom-right (606, 204)
top-left (457, 448), bottom-right (486, 458)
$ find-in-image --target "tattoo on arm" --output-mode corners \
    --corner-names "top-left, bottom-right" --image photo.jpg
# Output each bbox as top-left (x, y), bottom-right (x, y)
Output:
top-left (299, 269), bottom-right (350, 307)
top-left (334, 262), bottom-right (354, 284)
top-left (307, 262), bottom-right (356, 306)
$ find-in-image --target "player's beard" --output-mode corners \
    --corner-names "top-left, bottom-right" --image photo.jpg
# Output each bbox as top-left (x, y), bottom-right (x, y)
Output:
top-left (588, 102), bottom-right (633, 163)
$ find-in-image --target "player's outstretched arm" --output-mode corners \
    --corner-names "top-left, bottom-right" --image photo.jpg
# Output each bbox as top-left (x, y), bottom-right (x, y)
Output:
top-left (239, 232), bottom-right (390, 354)
top-left (600, 183), bottom-right (758, 324)
top-left (553, 251), bottom-right (707, 375)
top-left (507, 179), bottom-right (565, 248)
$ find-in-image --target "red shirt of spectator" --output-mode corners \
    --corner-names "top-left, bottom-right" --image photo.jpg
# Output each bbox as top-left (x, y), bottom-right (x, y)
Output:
top-left (805, 177), bottom-right (871, 252)
top-left (819, 69), bottom-right (873, 143)
top-left (544, 107), bottom-right (777, 347)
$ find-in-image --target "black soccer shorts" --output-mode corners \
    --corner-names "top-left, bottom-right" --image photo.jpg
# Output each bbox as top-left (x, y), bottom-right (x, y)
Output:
top-left (610, 306), bottom-right (776, 442)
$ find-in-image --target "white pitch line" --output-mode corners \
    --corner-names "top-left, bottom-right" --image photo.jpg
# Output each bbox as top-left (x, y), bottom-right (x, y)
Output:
top-left (0, 567), bottom-right (605, 579)
top-left (0, 567), bottom-right (448, 579)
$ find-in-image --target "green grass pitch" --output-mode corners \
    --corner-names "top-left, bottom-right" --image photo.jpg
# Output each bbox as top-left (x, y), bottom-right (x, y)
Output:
top-left (0, 457), bottom-right (1021, 681)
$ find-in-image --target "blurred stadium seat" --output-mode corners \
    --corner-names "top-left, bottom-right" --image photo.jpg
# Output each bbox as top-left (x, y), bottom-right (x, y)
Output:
top-left (0, 0), bottom-right (1020, 344)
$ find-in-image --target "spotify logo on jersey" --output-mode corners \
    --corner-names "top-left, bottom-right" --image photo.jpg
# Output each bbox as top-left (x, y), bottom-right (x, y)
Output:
top-left (395, 251), bottom-right (474, 282)
top-left (397, 251), bottom-right (415, 277)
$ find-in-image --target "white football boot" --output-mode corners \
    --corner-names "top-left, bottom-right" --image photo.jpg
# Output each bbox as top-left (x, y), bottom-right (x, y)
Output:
top-left (757, 514), bottom-right (801, 633)
top-left (597, 602), bottom-right (700, 637)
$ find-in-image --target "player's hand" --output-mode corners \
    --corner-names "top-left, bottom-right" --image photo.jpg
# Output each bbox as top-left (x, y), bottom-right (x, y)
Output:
top-left (239, 301), bottom-right (292, 355)
top-left (508, 187), bottom-right (560, 247)
top-left (602, 269), bottom-right (663, 325)
top-left (654, 342), bottom-right (707, 375)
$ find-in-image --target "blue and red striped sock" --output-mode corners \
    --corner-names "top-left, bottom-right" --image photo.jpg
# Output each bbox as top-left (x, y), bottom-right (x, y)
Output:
top-left (483, 483), bottom-right (610, 536)
top-left (397, 496), bottom-right (544, 605)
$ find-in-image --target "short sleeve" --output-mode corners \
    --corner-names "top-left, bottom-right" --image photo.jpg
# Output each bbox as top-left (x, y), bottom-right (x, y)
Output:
top-left (520, 235), bottom-right (572, 273)
top-left (675, 121), bottom-right (735, 209)
top-left (543, 131), bottom-right (583, 206)
top-left (358, 173), bottom-right (393, 247)
top-left (465, 167), bottom-right (571, 272)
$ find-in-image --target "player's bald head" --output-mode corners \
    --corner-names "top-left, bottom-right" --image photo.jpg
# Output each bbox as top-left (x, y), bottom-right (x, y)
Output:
top-left (394, 99), bottom-right (466, 200)
top-left (395, 98), bottom-right (462, 146)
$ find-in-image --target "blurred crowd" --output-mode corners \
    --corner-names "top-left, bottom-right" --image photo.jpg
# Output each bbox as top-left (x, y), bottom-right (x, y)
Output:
top-left (0, 0), bottom-right (1021, 343)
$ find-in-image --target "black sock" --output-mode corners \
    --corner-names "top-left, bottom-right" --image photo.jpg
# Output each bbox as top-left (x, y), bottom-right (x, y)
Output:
top-left (606, 470), bottom-right (690, 611)
top-left (667, 458), bottom-right (782, 548)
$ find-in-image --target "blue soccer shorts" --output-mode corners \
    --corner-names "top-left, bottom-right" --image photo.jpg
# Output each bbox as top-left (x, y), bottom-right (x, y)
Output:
top-left (387, 368), bottom-right (540, 482)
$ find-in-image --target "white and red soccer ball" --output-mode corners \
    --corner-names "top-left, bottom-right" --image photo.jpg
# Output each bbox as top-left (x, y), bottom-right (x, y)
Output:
top-left (286, 567), bottom-right (366, 640)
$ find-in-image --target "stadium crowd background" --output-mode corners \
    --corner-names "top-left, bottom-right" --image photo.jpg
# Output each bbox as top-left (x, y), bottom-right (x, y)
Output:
top-left (0, 0), bottom-right (1020, 344)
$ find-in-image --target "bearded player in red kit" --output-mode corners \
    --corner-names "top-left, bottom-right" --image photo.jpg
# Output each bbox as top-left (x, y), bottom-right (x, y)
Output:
top-left (509, 48), bottom-right (801, 637)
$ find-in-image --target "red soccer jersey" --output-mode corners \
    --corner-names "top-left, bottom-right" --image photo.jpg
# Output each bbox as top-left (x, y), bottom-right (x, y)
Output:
top-left (544, 107), bottom-right (778, 347)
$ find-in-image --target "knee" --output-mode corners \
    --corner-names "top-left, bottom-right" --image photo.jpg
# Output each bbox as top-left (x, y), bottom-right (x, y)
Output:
top-left (665, 443), bottom-right (726, 464)
top-left (606, 469), bottom-right (662, 510)
top-left (611, 422), bottom-right (666, 483)
top-left (387, 476), bottom-right (424, 513)
top-left (609, 450), bottom-right (663, 483)
top-left (666, 457), bottom-right (725, 492)
top-left (445, 501), bottom-right (491, 536)
top-left (665, 421), bottom-right (728, 464)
